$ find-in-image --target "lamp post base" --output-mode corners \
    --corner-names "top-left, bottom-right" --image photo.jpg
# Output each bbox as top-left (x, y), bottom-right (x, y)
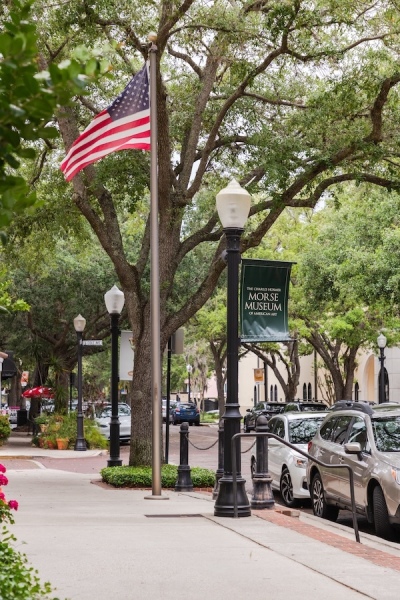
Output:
top-left (74, 438), bottom-right (87, 451)
top-left (214, 476), bottom-right (251, 518)
top-left (107, 458), bottom-right (122, 467)
top-left (250, 474), bottom-right (275, 509)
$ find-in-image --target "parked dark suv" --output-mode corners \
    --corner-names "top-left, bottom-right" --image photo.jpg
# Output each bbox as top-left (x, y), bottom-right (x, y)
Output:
top-left (243, 401), bottom-right (285, 432)
top-left (307, 401), bottom-right (400, 540)
top-left (171, 402), bottom-right (200, 426)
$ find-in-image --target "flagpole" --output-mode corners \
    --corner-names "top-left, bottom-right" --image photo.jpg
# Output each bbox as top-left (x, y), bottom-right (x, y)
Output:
top-left (146, 33), bottom-right (165, 500)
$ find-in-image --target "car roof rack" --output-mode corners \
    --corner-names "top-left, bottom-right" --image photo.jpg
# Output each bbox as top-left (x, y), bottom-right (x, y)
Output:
top-left (331, 400), bottom-right (373, 415)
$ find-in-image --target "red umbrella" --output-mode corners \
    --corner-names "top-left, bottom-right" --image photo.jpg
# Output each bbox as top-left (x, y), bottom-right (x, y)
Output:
top-left (22, 386), bottom-right (54, 398)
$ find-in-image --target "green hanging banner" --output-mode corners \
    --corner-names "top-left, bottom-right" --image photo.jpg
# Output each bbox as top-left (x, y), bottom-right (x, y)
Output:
top-left (240, 259), bottom-right (294, 342)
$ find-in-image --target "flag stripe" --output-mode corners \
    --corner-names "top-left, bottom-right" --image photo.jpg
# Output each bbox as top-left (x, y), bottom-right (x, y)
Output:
top-left (63, 138), bottom-right (151, 181)
top-left (60, 64), bottom-right (151, 181)
top-left (61, 116), bottom-right (150, 180)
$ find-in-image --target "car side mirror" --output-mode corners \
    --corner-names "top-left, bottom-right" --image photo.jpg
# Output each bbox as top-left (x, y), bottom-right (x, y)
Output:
top-left (344, 442), bottom-right (362, 459)
top-left (246, 408), bottom-right (251, 413)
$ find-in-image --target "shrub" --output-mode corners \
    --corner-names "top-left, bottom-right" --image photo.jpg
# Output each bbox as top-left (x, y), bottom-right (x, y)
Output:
top-left (101, 464), bottom-right (215, 488)
top-left (85, 427), bottom-right (107, 450)
top-left (0, 415), bottom-right (11, 445)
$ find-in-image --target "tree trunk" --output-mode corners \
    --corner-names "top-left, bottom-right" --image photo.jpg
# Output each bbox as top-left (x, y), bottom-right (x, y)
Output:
top-left (128, 319), bottom-right (153, 467)
top-left (54, 369), bottom-right (69, 414)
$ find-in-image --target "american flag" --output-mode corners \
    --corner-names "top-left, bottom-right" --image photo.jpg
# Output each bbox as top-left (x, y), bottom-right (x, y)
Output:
top-left (60, 65), bottom-right (150, 181)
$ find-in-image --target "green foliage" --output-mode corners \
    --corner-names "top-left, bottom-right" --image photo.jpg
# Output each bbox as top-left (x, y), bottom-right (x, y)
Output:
top-left (0, 527), bottom-right (56, 600)
top-left (0, 266), bottom-right (29, 313)
top-left (101, 464), bottom-right (215, 488)
top-left (38, 412), bottom-right (107, 449)
top-left (200, 412), bottom-right (219, 423)
top-left (0, 416), bottom-right (11, 445)
top-left (84, 426), bottom-right (108, 450)
top-left (0, 0), bottom-right (111, 241)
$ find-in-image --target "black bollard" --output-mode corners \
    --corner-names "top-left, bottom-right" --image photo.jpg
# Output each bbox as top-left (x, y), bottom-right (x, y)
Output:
top-left (175, 422), bottom-right (193, 492)
top-left (250, 415), bottom-right (274, 509)
top-left (212, 419), bottom-right (224, 499)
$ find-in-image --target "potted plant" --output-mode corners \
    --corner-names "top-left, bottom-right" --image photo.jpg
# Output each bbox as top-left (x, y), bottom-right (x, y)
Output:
top-left (56, 437), bottom-right (69, 450)
top-left (43, 435), bottom-right (58, 449)
top-left (34, 414), bottom-right (50, 432)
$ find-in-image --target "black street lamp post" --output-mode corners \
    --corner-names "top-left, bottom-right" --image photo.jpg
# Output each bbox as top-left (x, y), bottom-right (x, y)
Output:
top-left (214, 179), bottom-right (251, 518)
top-left (186, 364), bottom-right (192, 403)
top-left (74, 314), bottom-right (87, 451)
top-left (104, 285), bottom-right (125, 467)
top-left (377, 333), bottom-right (387, 404)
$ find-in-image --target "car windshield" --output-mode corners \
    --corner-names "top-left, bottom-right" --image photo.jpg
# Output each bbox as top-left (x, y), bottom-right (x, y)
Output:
top-left (265, 405), bottom-right (283, 413)
top-left (99, 405), bottom-right (130, 418)
top-left (372, 416), bottom-right (400, 452)
top-left (289, 417), bottom-right (325, 444)
top-left (178, 404), bottom-right (195, 409)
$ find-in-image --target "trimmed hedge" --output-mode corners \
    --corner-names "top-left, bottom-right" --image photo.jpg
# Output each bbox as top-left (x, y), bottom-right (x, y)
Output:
top-left (101, 464), bottom-right (215, 488)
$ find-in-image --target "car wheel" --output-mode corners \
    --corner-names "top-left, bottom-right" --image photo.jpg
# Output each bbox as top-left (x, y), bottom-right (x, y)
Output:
top-left (311, 473), bottom-right (339, 522)
top-left (250, 456), bottom-right (256, 479)
top-left (194, 420), bottom-right (200, 426)
top-left (280, 467), bottom-right (298, 508)
top-left (373, 486), bottom-right (394, 540)
top-left (243, 420), bottom-right (249, 433)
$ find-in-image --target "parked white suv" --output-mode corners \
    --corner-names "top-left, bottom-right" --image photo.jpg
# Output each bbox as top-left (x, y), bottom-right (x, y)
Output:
top-left (307, 401), bottom-right (400, 540)
top-left (251, 411), bottom-right (327, 507)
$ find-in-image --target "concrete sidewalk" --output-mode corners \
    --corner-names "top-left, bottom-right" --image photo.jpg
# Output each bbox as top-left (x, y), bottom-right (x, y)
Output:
top-left (0, 430), bottom-right (106, 460)
top-left (3, 459), bottom-right (400, 600)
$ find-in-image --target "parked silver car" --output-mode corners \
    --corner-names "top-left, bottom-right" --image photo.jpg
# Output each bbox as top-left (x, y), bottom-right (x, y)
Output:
top-left (96, 403), bottom-right (131, 442)
top-left (251, 412), bottom-right (327, 507)
top-left (307, 401), bottom-right (400, 540)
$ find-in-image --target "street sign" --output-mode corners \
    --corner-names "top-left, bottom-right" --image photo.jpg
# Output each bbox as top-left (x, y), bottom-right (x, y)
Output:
top-left (82, 340), bottom-right (103, 346)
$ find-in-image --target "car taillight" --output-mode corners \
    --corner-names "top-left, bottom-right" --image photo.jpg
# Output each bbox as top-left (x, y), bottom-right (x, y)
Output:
top-left (307, 441), bottom-right (313, 452)
top-left (196, 407), bottom-right (199, 413)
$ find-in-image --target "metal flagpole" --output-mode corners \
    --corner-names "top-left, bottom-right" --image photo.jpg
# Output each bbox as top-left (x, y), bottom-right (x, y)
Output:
top-left (146, 32), bottom-right (165, 499)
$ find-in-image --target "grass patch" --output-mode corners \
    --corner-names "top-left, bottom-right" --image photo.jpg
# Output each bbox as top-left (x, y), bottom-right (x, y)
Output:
top-left (200, 412), bottom-right (219, 423)
top-left (101, 464), bottom-right (215, 488)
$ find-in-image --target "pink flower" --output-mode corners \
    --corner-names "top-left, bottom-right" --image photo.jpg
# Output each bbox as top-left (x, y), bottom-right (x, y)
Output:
top-left (8, 500), bottom-right (18, 511)
top-left (0, 492), bottom-right (5, 501)
top-left (0, 474), bottom-right (8, 486)
top-left (0, 464), bottom-right (6, 473)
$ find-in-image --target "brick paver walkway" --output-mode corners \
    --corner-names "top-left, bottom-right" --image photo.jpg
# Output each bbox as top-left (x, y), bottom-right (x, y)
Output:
top-left (253, 508), bottom-right (400, 571)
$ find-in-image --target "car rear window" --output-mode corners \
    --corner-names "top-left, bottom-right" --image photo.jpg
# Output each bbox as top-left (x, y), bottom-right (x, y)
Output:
top-left (289, 417), bottom-right (325, 444)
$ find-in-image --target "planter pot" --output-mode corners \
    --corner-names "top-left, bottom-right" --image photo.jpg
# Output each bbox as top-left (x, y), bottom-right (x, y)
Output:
top-left (56, 438), bottom-right (69, 450)
top-left (45, 441), bottom-right (57, 449)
